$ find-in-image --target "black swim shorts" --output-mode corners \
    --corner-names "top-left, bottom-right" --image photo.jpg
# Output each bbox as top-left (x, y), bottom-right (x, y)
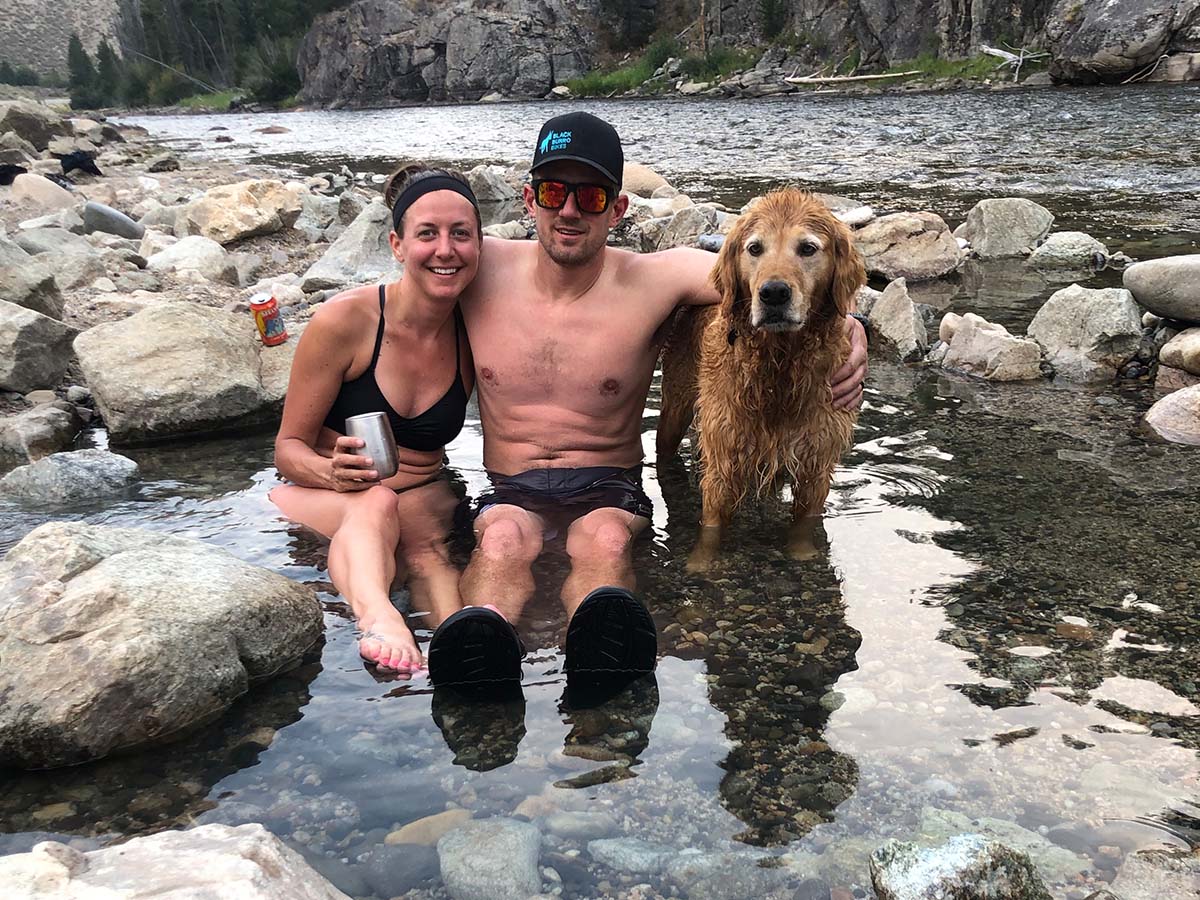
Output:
top-left (476, 465), bottom-right (653, 522)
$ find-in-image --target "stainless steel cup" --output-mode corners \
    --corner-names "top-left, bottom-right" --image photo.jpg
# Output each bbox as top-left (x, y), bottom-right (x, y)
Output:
top-left (344, 412), bottom-right (399, 480)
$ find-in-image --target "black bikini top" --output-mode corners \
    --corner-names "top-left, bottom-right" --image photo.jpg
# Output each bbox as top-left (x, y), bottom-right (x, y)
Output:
top-left (323, 284), bottom-right (468, 453)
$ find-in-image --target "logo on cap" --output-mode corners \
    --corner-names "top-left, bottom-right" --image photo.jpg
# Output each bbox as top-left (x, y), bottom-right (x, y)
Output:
top-left (539, 130), bottom-right (573, 154)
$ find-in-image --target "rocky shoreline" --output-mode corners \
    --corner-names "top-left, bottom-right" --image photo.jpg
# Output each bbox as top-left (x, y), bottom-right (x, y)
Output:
top-left (2, 95), bottom-right (1200, 899)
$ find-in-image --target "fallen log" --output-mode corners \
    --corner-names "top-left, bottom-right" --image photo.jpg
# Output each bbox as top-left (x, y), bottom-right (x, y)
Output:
top-left (784, 70), bottom-right (922, 84)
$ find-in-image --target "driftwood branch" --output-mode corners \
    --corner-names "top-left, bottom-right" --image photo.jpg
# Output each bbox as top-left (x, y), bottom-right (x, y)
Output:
top-left (981, 44), bottom-right (1049, 81)
top-left (1122, 54), bottom-right (1168, 84)
top-left (784, 70), bottom-right (921, 84)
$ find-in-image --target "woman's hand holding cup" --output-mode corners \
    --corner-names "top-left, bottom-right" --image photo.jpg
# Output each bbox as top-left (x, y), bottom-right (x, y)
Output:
top-left (328, 435), bottom-right (380, 491)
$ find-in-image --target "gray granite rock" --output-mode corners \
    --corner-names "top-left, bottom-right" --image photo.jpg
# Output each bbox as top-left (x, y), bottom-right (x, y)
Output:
top-left (0, 402), bottom-right (82, 461)
top-left (1, 449), bottom-right (139, 503)
top-left (955, 199), bottom-right (1054, 258)
top-left (1027, 284), bottom-right (1143, 382)
top-left (1109, 847), bottom-right (1200, 900)
top-left (0, 300), bottom-right (76, 393)
top-left (0, 234), bottom-right (63, 319)
top-left (302, 199), bottom-right (402, 291)
top-left (1124, 254), bottom-right (1200, 324)
top-left (438, 818), bottom-right (542, 900)
top-left (587, 837), bottom-right (676, 875)
top-left (1144, 383), bottom-right (1200, 446)
top-left (855, 212), bottom-right (961, 281)
top-left (83, 201), bottom-right (146, 240)
top-left (871, 834), bottom-right (1052, 900)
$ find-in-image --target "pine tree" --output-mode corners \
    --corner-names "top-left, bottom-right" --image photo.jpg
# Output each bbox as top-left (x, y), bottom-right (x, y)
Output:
top-left (67, 34), bottom-right (102, 108)
top-left (96, 39), bottom-right (122, 105)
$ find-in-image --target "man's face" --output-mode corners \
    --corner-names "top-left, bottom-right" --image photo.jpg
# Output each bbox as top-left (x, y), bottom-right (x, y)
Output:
top-left (524, 161), bottom-right (628, 268)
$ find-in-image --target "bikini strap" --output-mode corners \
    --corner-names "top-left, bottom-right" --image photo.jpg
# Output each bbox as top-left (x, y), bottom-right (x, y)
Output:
top-left (369, 284), bottom-right (387, 367)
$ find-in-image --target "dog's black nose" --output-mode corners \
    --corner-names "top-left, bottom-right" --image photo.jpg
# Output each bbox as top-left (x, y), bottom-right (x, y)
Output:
top-left (759, 281), bottom-right (792, 307)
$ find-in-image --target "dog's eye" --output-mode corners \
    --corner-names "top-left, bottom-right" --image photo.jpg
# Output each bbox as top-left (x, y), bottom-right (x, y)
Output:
top-left (747, 241), bottom-right (763, 257)
top-left (797, 241), bottom-right (819, 257)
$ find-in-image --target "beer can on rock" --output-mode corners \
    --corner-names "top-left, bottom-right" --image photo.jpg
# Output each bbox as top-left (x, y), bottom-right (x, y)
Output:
top-left (250, 292), bottom-right (288, 346)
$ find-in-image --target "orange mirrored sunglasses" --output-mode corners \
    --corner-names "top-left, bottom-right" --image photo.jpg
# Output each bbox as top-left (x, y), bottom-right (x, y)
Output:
top-left (531, 179), bottom-right (614, 214)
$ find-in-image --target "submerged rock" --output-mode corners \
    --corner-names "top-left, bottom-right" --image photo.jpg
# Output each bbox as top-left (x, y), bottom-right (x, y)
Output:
top-left (438, 818), bottom-right (542, 900)
top-left (588, 837), bottom-right (675, 875)
top-left (1109, 846), bottom-right (1200, 900)
top-left (0, 521), bottom-right (321, 768)
top-left (1027, 284), bottom-right (1142, 382)
top-left (955, 199), bottom-right (1054, 258)
top-left (1144, 383), bottom-right (1200, 446)
top-left (0, 823), bottom-right (350, 898)
top-left (870, 834), bottom-right (1052, 900)
top-left (1124, 254), bottom-right (1200, 324)
top-left (0, 449), bottom-right (138, 503)
top-left (1160, 327), bottom-right (1200, 375)
top-left (916, 807), bottom-right (1086, 883)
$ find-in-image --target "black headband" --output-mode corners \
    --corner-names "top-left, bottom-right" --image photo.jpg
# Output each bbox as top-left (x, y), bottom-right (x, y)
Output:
top-left (391, 175), bottom-right (478, 233)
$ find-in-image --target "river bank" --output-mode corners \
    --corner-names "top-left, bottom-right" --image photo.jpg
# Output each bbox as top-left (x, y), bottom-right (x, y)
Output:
top-left (2, 95), bottom-right (1199, 899)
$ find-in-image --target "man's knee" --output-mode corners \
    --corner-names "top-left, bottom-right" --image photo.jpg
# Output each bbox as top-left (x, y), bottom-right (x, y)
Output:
top-left (476, 508), bottom-right (542, 560)
top-left (568, 512), bottom-right (633, 562)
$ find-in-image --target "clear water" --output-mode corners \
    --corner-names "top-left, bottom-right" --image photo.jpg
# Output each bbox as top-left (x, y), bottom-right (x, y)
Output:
top-left (2, 88), bottom-right (1199, 897)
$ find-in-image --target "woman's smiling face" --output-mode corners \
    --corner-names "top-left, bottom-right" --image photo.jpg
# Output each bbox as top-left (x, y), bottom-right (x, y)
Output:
top-left (391, 190), bottom-right (481, 299)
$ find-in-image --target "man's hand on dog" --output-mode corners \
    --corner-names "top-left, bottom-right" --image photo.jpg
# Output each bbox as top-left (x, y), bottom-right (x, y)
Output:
top-left (831, 314), bottom-right (868, 411)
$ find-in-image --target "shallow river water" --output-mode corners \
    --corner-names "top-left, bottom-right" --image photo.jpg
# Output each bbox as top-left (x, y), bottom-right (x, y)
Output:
top-left (2, 87), bottom-right (1200, 898)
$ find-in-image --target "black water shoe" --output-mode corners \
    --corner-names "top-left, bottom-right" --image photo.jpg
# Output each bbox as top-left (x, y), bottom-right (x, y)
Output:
top-left (427, 606), bottom-right (524, 688)
top-left (564, 586), bottom-right (657, 676)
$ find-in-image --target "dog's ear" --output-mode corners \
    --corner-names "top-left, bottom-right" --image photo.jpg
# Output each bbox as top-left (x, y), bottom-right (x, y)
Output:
top-left (828, 219), bottom-right (866, 317)
top-left (710, 215), bottom-right (748, 321)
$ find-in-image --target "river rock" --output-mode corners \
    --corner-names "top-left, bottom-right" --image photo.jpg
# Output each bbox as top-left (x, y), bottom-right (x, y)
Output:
top-left (438, 818), bottom-right (541, 900)
top-left (387, 809), bottom-right (473, 846)
top-left (917, 808), bottom-right (1086, 883)
top-left (146, 235), bottom-right (239, 284)
top-left (1046, 0), bottom-right (1194, 84)
top-left (642, 204), bottom-right (721, 252)
top-left (1144, 383), bottom-right (1200, 446)
top-left (1160, 327), bottom-right (1200, 375)
top-left (466, 164), bottom-right (518, 202)
top-left (0, 101), bottom-right (69, 152)
top-left (1109, 847), bottom-right (1200, 900)
top-left (147, 153), bottom-right (181, 172)
top-left (0, 521), bottom-right (321, 768)
top-left (1028, 231), bottom-right (1108, 268)
top-left (0, 824), bottom-right (350, 898)
top-left (359, 843), bottom-right (439, 897)
top-left (1123, 254), bottom-right (1200, 323)
top-left (294, 192), bottom-right (341, 241)
top-left (18, 207), bottom-right (85, 234)
top-left (0, 299), bottom-right (75, 393)
top-left (1027, 284), bottom-right (1143, 382)
top-left (936, 313), bottom-right (1043, 381)
top-left (0, 402), bottom-right (82, 461)
top-left (483, 220), bottom-right (528, 239)
top-left (870, 834), bottom-right (1052, 900)
top-left (855, 212), bottom-right (961, 281)
top-left (664, 849), bottom-right (788, 900)
top-left (0, 235), bottom-right (62, 319)
top-left (11, 172), bottom-right (75, 211)
top-left (74, 303), bottom-right (299, 443)
top-left (588, 837), bottom-right (676, 875)
top-left (623, 162), bottom-right (670, 196)
top-left (1157, 364), bottom-right (1200, 391)
top-left (176, 179), bottom-right (305, 244)
top-left (955, 199), bottom-right (1054, 258)
top-left (82, 201), bottom-right (146, 240)
top-left (868, 278), bottom-right (928, 360)
top-left (12, 226), bottom-right (94, 257)
top-left (0, 449), bottom-right (138, 503)
top-left (302, 198), bottom-right (403, 291)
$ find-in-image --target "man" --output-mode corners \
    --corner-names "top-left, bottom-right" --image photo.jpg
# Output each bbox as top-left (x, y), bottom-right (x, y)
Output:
top-left (428, 112), bottom-right (867, 686)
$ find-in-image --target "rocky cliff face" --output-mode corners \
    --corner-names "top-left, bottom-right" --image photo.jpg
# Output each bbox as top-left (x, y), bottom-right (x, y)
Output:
top-left (297, 0), bottom-right (596, 106)
top-left (1045, 0), bottom-right (1200, 83)
top-left (0, 0), bottom-right (141, 78)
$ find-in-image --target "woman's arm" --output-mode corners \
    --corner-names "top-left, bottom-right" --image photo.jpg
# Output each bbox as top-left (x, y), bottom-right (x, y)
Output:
top-left (274, 301), bottom-right (378, 491)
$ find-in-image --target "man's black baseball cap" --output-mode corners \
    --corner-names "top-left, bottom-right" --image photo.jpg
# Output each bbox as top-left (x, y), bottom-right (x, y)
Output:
top-left (531, 112), bottom-right (623, 188)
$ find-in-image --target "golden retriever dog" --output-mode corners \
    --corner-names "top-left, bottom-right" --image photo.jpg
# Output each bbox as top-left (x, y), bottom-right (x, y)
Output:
top-left (656, 189), bottom-right (865, 570)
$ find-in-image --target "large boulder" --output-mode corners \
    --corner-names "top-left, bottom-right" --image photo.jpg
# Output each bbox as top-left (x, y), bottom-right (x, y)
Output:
top-left (0, 402), bottom-right (82, 461)
top-left (146, 235), bottom-right (239, 284)
top-left (0, 824), bottom-right (351, 898)
top-left (0, 101), bottom-right (69, 152)
top-left (868, 278), bottom-right (928, 361)
top-left (935, 313), bottom-right (1043, 381)
top-left (12, 225), bottom-right (94, 257)
top-left (1046, 0), bottom-right (1200, 84)
top-left (438, 818), bottom-right (542, 900)
top-left (1027, 284), bottom-right (1143, 382)
top-left (955, 199), bottom-right (1054, 258)
top-left (1, 449), bottom-right (139, 503)
top-left (642, 204), bottom-right (722, 252)
top-left (465, 164), bottom-right (518, 203)
top-left (1028, 231), bottom-right (1108, 269)
top-left (0, 521), bottom-right (321, 768)
top-left (73, 304), bottom-right (300, 444)
top-left (0, 235), bottom-right (63, 319)
top-left (0, 299), bottom-right (76, 393)
top-left (1144, 383), bottom-right (1200, 446)
top-left (10, 172), bottom-right (75, 211)
top-left (870, 834), bottom-right (1052, 900)
top-left (176, 179), bottom-right (305, 244)
top-left (301, 198), bottom-right (402, 291)
top-left (1124, 254), bottom-right (1200, 323)
top-left (623, 162), bottom-right (670, 197)
top-left (855, 212), bottom-right (961, 281)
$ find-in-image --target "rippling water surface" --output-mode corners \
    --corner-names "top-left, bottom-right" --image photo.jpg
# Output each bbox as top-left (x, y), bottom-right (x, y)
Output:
top-left (2, 90), bottom-right (1199, 897)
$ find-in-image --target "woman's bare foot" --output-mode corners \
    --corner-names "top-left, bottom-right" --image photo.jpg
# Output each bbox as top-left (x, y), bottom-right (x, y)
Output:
top-left (359, 612), bottom-right (425, 675)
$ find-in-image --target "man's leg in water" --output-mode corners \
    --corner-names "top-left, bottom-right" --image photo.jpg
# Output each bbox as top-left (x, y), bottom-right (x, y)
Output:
top-left (562, 507), bottom-right (650, 618)
top-left (459, 503), bottom-right (546, 624)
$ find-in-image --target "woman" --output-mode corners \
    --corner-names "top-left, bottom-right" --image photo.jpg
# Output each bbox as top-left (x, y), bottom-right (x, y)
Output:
top-left (271, 164), bottom-right (480, 676)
